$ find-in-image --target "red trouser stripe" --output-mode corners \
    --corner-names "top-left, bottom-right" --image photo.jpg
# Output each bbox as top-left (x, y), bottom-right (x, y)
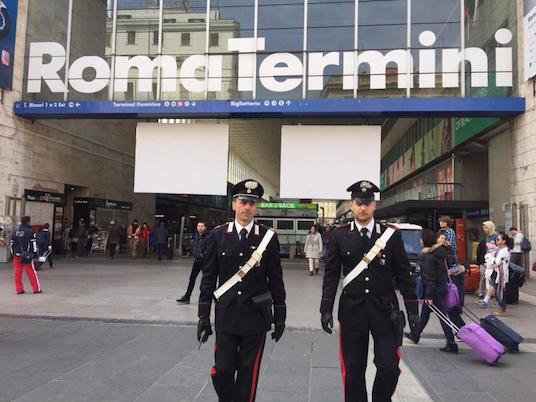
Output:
top-left (338, 325), bottom-right (347, 398)
top-left (249, 343), bottom-right (264, 402)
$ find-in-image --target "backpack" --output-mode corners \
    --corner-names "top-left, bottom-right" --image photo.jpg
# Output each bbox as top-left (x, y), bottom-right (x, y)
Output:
top-left (508, 262), bottom-right (525, 288)
top-left (521, 237), bottom-right (532, 252)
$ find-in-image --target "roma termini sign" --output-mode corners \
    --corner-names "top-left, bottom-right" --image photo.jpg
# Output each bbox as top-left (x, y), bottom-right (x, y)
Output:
top-left (27, 29), bottom-right (514, 95)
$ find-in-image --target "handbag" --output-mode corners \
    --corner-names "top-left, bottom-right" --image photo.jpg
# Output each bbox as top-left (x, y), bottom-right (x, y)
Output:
top-left (443, 260), bottom-right (460, 310)
top-left (20, 251), bottom-right (34, 264)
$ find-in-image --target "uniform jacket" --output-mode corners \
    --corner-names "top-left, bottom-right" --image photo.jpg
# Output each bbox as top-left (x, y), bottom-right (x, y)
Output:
top-left (320, 220), bottom-right (418, 334)
top-left (10, 224), bottom-right (38, 256)
top-left (198, 221), bottom-right (286, 336)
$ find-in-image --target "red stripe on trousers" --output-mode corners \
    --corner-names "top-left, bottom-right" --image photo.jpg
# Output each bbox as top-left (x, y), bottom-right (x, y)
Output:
top-left (13, 256), bottom-right (41, 293)
top-left (249, 343), bottom-right (264, 402)
top-left (338, 325), bottom-right (347, 398)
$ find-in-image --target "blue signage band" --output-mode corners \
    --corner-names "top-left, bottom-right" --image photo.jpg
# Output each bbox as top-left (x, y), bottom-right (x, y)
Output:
top-left (14, 97), bottom-right (525, 119)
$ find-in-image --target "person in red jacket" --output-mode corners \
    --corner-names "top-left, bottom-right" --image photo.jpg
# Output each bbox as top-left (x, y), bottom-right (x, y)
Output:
top-left (141, 222), bottom-right (151, 257)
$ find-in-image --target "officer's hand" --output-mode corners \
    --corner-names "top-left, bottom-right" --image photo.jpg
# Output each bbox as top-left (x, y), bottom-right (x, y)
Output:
top-left (197, 317), bottom-right (212, 343)
top-left (321, 312), bottom-right (333, 334)
top-left (271, 321), bottom-right (285, 342)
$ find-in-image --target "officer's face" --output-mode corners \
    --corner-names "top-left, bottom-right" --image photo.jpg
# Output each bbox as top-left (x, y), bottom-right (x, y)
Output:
top-left (233, 199), bottom-right (257, 224)
top-left (197, 223), bottom-right (206, 234)
top-left (350, 200), bottom-right (376, 224)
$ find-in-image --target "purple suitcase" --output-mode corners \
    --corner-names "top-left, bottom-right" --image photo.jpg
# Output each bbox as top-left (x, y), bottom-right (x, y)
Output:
top-left (429, 304), bottom-right (505, 365)
top-left (457, 323), bottom-right (505, 365)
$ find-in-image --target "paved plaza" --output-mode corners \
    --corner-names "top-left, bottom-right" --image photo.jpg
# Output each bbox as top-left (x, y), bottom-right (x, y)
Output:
top-left (1, 256), bottom-right (536, 401)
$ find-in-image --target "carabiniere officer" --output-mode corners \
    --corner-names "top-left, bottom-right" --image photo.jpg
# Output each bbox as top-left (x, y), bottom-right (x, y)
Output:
top-left (197, 179), bottom-right (286, 402)
top-left (320, 180), bottom-right (420, 402)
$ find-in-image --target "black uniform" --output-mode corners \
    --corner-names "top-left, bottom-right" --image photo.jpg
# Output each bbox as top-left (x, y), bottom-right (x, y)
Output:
top-left (198, 221), bottom-right (286, 402)
top-left (320, 220), bottom-right (418, 402)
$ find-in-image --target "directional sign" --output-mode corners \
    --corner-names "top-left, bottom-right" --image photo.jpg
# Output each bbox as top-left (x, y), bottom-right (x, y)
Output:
top-left (13, 97), bottom-right (525, 119)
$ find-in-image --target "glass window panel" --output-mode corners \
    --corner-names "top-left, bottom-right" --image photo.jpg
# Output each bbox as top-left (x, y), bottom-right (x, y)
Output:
top-left (258, 0), bottom-right (304, 52)
top-left (208, 1), bottom-right (253, 99)
top-left (464, 0), bottom-right (517, 97)
top-left (411, 0), bottom-right (460, 97)
top-left (256, 52), bottom-right (304, 99)
top-left (307, 0), bottom-right (355, 99)
top-left (358, 0), bottom-right (407, 98)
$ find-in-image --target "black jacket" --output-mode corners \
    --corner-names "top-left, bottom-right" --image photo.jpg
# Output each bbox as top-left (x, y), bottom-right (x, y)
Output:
top-left (156, 223), bottom-right (169, 245)
top-left (192, 231), bottom-right (208, 261)
top-left (320, 221), bottom-right (418, 334)
top-left (198, 221), bottom-right (286, 335)
top-left (420, 245), bottom-right (449, 299)
top-left (476, 239), bottom-right (487, 265)
top-left (10, 224), bottom-right (37, 256)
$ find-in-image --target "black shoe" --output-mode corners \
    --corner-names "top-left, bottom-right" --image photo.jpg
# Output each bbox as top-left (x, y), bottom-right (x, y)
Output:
top-left (309, 271), bottom-right (314, 276)
top-left (176, 296), bottom-right (190, 304)
top-left (33, 290), bottom-right (42, 294)
top-left (17, 291), bottom-right (25, 295)
top-left (404, 332), bottom-right (420, 344)
top-left (440, 342), bottom-right (459, 353)
top-left (315, 268), bottom-right (319, 275)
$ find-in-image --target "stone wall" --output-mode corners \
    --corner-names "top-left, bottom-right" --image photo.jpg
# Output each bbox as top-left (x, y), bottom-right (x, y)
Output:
top-left (513, 0), bottom-right (536, 278)
top-left (0, 0), bottom-right (155, 229)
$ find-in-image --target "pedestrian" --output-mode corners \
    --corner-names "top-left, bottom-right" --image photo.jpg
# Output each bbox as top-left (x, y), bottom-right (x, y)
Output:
top-left (438, 216), bottom-right (456, 259)
top-left (304, 225), bottom-right (323, 275)
top-left (177, 222), bottom-right (209, 304)
top-left (197, 179), bottom-right (286, 402)
top-left (10, 216), bottom-right (42, 294)
top-left (107, 220), bottom-right (120, 259)
top-left (320, 180), bottom-right (419, 402)
top-left (436, 233), bottom-right (465, 329)
top-left (406, 230), bottom-right (458, 353)
top-left (127, 219), bottom-right (140, 259)
top-left (322, 224), bottom-right (333, 259)
top-left (141, 222), bottom-right (151, 257)
top-left (479, 232), bottom-right (512, 316)
top-left (476, 225), bottom-right (502, 308)
top-left (77, 218), bottom-right (88, 257)
top-left (508, 227), bottom-right (524, 267)
top-left (36, 223), bottom-right (53, 269)
top-left (155, 221), bottom-right (169, 261)
top-left (476, 221), bottom-right (498, 298)
top-left (119, 225), bottom-right (128, 252)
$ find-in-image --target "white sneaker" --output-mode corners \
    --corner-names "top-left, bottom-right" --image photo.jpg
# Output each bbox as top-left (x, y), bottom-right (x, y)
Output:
top-left (476, 300), bottom-right (488, 307)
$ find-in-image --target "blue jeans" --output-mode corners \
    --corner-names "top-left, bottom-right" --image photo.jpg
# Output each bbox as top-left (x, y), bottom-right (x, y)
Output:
top-left (420, 287), bottom-right (456, 343)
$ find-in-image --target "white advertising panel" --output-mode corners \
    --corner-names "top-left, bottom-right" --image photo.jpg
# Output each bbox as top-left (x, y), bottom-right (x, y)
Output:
top-left (134, 123), bottom-right (229, 195)
top-left (280, 125), bottom-right (381, 200)
top-left (525, 0), bottom-right (536, 80)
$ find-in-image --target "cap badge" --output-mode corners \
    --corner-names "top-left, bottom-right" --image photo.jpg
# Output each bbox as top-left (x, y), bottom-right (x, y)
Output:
top-left (360, 181), bottom-right (372, 192)
top-left (245, 181), bottom-right (258, 190)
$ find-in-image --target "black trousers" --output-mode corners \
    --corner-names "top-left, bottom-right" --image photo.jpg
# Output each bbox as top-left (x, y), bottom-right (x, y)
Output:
top-left (339, 325), bottom-right (400, 402)
top-left (212, 332), bottom-right (266, 402)
top-left (109, 242), bottom-right (117, 258)
top-left (184, 259), bottom-right (203, 298)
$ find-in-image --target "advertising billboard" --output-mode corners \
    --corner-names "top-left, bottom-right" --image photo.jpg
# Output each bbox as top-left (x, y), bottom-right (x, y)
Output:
top-left (525, 0), bottom-right (536, 80)
top-left (0, 0), bottom-right (18, 90)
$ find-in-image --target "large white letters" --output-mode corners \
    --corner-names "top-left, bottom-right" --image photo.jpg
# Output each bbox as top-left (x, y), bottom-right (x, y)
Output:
top-left (26, 29), bottom-right (513, 95)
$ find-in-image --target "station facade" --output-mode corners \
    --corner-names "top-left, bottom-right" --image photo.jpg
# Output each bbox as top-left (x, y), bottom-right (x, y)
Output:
top-left (0, 0), bottom-right (534, 275)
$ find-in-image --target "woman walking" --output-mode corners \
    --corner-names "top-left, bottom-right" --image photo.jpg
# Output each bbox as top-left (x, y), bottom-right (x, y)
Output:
top-left (304, 225), bottom-right (323, 275)
top-left (141, 222), bottom-right (151, 257)
top-left (406, 229), bottom-right (458, 353)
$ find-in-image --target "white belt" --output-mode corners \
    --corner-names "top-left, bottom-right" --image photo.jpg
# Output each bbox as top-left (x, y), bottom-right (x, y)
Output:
top-left (342, 227), bottom-right (396, 289)
top-left (213, 229), bottom-right (275, 300)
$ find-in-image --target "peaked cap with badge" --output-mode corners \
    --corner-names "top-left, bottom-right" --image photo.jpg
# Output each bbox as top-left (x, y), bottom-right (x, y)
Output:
top-left (347, 180), bottom-right (380, 203)
top-left (232, 179), bottom-right (264, 202)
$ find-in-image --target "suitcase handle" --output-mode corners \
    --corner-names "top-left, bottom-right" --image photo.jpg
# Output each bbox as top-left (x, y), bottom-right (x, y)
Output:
top-left (428, 303), bottom-right (460, 333)
top-left (462, 305), bottom-right (481, 324)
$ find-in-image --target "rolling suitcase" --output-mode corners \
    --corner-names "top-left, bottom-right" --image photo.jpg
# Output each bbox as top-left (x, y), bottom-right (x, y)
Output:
top-left (429, 304), bottom-right (505, 365)
top-left (463, 307), bottom-right (523, 352)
